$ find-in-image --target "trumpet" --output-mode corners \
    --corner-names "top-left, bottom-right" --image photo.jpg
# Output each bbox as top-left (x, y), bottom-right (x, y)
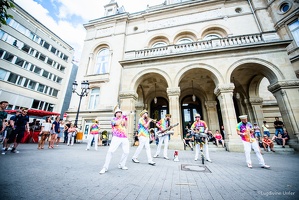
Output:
top-left (147, 117), bottom-right (157, 123)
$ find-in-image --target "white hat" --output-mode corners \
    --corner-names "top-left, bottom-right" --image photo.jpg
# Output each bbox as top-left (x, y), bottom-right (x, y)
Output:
top-left (239, 115), bottom-right (248, 119)
top-left (114, 108), bottom-right (122, 116)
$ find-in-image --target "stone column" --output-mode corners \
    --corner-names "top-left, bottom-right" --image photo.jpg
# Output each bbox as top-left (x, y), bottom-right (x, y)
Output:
top-left (244, 98), bottom-right (254, 122)
top-left (205, 100), bottom-right (218, 131)
top-left (166, 87), bottom-right (183, 150)
top-left (249, 97), bottom-right (264, 127)
top-left (214, 83), bottom-right (243, 152)
top-left (268, 80), bottom-right (299, 150)
top-left (119, 90), bottom-right (138, 143)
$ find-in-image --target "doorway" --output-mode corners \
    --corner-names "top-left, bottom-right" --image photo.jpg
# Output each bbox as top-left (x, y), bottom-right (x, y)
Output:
top-left (181, 95), bottom-right (202, 138)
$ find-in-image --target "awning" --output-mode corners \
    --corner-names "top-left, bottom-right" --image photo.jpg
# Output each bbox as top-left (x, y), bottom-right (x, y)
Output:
top-left (5, 109), bottom-right (60, 117)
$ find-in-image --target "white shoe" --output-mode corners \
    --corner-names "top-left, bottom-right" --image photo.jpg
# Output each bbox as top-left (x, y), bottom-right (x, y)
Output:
top-left (164, 156), bottom-right (169, 160)
top-left (153, 155), bottom-right (159, 158)
top-left (118, 164), bottom-right (128, 170)
top-left (194, 158), bottom-right (198, 161)
top-left (148, 162), bottom-right (156, 165)
top-left (99, 168), bottom-right (107, 174)
top-left (132, 158), bottom-right (140, 163)
top-left (86, 148), bottom-right (89, 151)
top-left (261, 165), bottom-right (270, 169)
top-left (206, 159), bottom-right (212, 163)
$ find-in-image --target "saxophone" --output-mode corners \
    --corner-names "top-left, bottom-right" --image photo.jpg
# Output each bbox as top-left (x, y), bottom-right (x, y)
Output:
top-left (246, 127), bottom-right (254, 143)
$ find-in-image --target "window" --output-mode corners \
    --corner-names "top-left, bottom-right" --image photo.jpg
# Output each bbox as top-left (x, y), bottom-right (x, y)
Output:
top-left (15, 57), bottom-right (24, 67)
top-left (34, 66), bottom-right (41, 74)
top-left (37, 84), bottom-right (45, 92)
top-left (50, 46), bottom-right (56, 54)
top-left (56, 77), bottom-right (62, 84)
top-left (47, 58), bottom-right (53, 65)
top-left (43, 41), bottom-right (50, 50)
top-left (39, 53), bottom-right (46, 62)
top-left (7, 73), bottom-right (18, 83)
top-left (28, 80), bottom-right (37, 90)
top-left (52, 89), bottom-right (58, 97)
top-left (203, 34), bottom-right (221, 40)
top-left (280, 3), bottom-right (290, 13)
top-left (289, 19), bottom-right (299, 46)
top-left (0, 68), bottom-right (7, 80)
top-left (21, 44), bottom-right (30, 53)
top-left (42, 70), bottom-right (49, 78)
top-left (63, 55), bottom-right (68, 61)
top-left (177, 38), bottom-right (193, 44)
top-left (32, 99), bottom-right (40, 109)
top-left (88, 88), bottom-right (100, 109)
top-left (152, 42), bottom-right (167, 48)
top-left (0, 49), bottom-right (4, 58)
top-left (16, 77), bottom-right (23, 85)
top-left (3, 52), bottom-right (14, 62)
top-left (94, 48), bottom-right (110, 74)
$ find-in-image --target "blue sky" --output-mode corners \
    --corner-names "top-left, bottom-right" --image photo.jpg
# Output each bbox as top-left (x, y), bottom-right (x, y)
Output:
top-left (14, 0), bottom-right (165, 62)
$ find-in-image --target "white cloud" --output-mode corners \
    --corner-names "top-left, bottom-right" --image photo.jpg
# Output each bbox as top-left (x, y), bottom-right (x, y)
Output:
top-left (13, 0), bottom-right (165, 62)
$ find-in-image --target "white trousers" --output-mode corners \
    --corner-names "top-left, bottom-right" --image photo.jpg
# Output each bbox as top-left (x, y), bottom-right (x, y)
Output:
top-left (132, 136), bottom-right (153, 163)
top-left (86, 134), bottom-right (99, 150)
top-left (155, 134), bottom-right (169, 157)
top-left (103, 136), bottom-right (129, 170)
top-left (242, 140), bottom-right (265, 166)
top-left (195, 138), bottom-right (211, 160)
top-left (67, 132), bottom-right (75, 145)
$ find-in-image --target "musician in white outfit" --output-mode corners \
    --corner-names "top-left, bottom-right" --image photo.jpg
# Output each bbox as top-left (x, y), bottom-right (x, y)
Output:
top-left (191, 114), bottom-right (212, 162)
top-left (236, 115), bottom-right (270, 169)
top-left (153, 114), bottom-right (173, 160)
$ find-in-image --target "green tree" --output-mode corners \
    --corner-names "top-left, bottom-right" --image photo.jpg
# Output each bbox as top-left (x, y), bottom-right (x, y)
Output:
top-left (0, 0), bottom-right (14, 27)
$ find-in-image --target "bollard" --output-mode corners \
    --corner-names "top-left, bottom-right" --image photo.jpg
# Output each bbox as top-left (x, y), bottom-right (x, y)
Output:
top-left (174, 150), bottom-right (179, 162)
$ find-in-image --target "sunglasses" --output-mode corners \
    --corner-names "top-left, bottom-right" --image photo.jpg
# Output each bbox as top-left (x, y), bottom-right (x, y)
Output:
top-left (195, 116), bottom-right (200, 118)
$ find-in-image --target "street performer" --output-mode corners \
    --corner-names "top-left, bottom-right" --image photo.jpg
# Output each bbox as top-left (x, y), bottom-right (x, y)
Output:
top-left (132, 110), bottom-right (156, 165)
top-left (237, 115), bottom-right (270, 169)
top-left (153, 114), bottom-right (173, 160)
top-left (191, 113), bottom-right (212, 162)
top-left (99, 108), bottom-right (129, 174)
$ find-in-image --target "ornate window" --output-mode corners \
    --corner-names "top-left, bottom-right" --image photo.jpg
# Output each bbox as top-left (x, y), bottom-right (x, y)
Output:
top-left (88, 88), bottom-right (100, 110)
top-left (94, 48), bottom-right (109, 74)
top-left (176, 38), bottom-right (193, 44)
top-left (289, 19), bottom-right (299, 46)
top-left (152, 42), bottom-right (167, 48)
top-left (203, 34), bottom-right (221, 40)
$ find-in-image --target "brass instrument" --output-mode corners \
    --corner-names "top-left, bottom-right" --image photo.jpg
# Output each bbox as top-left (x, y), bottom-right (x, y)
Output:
top-left (147, 117), bottom-right (157, 123)
top-left (246, 127), bottom-right (254, 143)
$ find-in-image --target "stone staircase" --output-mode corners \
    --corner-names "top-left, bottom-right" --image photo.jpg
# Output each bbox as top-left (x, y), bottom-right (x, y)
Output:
top-left (261, 144), bottom-right (295, 154)
top-left (183, 142), bottom-right (296, 154)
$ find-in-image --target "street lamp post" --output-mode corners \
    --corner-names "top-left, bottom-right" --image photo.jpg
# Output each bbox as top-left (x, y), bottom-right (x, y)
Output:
top-left (72, 80), bottom-right (90, 127)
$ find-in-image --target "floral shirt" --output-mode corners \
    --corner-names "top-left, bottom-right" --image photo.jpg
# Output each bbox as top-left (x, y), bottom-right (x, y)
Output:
top-left (111, 117), bottom-right (127, 138)
top-left (138, 118), bottom-right (150, 137)
top-left (191, 120), bottom-right (207, 133)
top-left (236, 122), bottom-right (255, 142)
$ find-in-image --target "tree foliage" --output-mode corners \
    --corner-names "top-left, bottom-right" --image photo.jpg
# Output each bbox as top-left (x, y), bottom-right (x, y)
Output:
top-left (0, 0), bottom-right (15, 27)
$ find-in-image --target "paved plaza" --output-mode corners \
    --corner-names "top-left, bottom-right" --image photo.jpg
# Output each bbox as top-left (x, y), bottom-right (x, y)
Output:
top-left (0, 143), bottom-right (298, 200)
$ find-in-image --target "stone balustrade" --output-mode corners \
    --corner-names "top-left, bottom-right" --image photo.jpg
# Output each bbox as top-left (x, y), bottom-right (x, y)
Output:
top-left (124, 33), bottom-right (265, 59)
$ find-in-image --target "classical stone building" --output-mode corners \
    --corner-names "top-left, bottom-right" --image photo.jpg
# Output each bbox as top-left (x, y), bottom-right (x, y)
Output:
top-left (68, 0), bottom-right (299, 151)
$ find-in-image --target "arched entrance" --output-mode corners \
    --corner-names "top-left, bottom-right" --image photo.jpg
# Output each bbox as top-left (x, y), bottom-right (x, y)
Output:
top-left (181, 95), bottom-right (202, 138)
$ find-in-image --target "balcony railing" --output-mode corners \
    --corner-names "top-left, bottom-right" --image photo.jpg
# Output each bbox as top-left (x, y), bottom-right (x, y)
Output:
top-left (124, 33), bottom-right (273, 60)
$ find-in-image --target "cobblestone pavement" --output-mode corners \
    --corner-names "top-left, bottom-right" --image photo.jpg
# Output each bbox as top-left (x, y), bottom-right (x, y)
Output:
top-left (0, 143), bottom-right (298, 200)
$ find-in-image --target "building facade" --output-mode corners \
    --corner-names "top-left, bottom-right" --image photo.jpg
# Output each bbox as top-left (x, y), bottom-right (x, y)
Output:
top-left (68, 0), bottom-right (299, 151)
top-left (0, 2), bottom-right (74, 118)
